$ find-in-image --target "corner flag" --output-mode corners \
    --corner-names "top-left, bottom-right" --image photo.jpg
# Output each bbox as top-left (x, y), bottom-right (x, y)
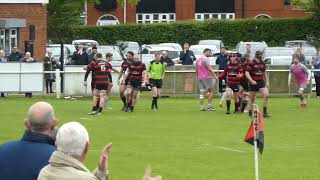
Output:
top-left (244, 111), bottom-right (264, 154)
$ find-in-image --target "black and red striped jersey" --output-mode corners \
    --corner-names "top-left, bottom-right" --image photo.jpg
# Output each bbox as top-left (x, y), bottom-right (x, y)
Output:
top-left (219, 63), bottom-right (243, 85)
top-left (240, 62), bottom-right (248, 81)
top-left (128, 61), bottom-right (146, 80)
top-left (87, 60), bottom-right (111, 85)
top-left (246, 59), bottom-right (266, 81)
top-left (121, 60), bottom-right (131, 73)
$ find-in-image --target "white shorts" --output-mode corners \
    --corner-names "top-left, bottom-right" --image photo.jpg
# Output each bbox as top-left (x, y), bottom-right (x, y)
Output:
top-left (198, 79), bottom-right (213, 91)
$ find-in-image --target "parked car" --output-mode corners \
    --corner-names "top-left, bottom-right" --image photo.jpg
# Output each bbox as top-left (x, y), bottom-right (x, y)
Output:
top-left (116, 41), bottom-right (140, 56)
top-left (93, 46), bottom-right (124, 67)
top-left (158, 43), bottom-right (183, 52)
top-left (285, 40), bottom-right (312, 51)
top-left (263, 47), bottom-right (294, 65)
top-left (72, 39), bottom-right (99, 49)
top-left (198, 39), bottom-right (224, 50)
top-left (236, 41), bottom-right (268, 57)
top-left (189, 45), bottom-right (220, 65)
top-left (46, 44), bottom-right (76, 65)
top-left (301, 46), bottom-right (317, 65)
top-left (140, 44), bottom-right (180, 64)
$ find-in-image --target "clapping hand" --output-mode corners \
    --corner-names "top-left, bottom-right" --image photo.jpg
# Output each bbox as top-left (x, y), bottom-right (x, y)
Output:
top-left (98, 143), bottom-right (112, 172)
top-left (142, 165), bottom-right (162, 180)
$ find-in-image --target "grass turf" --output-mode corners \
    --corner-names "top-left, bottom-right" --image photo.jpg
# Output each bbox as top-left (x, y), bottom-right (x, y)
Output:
top-left (0, 96), bottom-right (319, 180)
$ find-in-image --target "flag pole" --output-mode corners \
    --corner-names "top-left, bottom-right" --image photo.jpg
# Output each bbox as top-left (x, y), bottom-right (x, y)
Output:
top-left (253, 104), bottom-right (259, 180)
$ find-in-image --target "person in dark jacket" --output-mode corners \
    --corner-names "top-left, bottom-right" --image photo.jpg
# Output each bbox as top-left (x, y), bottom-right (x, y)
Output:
top-left (179, 43), bottom-right (196, 65)
top-left (7, 46), bottom-right (23, 62)
top-left (43, 51), bottom-right (56, 94)
top-left (72, 44), bottom-right (89, 65)
top-left (215, 47), bottom-right (228, 107)
top-left (88, 46), bottom-right (97, 61)
top-left (0, 101), bottom-right (58, 180)
top-left (160, 50), bottom-right (174, 66)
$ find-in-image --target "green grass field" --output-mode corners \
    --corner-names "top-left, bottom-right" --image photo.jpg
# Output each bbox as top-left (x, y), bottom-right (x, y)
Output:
top-left (0, 96), bottom-right (320, 180)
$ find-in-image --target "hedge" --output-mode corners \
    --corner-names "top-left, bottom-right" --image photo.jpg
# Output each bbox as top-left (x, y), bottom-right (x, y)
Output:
top-left (50, 18), bottom-right (320, 48)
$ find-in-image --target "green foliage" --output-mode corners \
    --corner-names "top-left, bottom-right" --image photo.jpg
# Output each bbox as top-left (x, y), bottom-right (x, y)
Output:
top-left (53, 18), bottom-right (320, 48)
top-left (116, 0), bottom-right (140, 7)
top-left (291, 0), bottom-right (312, 10)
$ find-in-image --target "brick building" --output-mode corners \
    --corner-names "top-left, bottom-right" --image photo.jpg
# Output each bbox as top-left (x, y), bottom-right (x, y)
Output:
top-left (0, 0), bottom-right (48, 60)
top-left (88, 0), bottom-right (309, 26)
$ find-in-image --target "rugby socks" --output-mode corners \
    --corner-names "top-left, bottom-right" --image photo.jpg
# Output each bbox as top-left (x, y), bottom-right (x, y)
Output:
top-left (121, 96), bottom-right (126, 106)
top-left (299, 94), bottom-right (304, 104)
top-left (263, 107), bottom-right (268, 114)
top-left (92, 106), bottom-right (96, 111)
top-left (98, 107), bottom-right (103, 113)
top-left (234, 102), bottom-right (239, 113)
top-left (241, 100), bottom-right (248, 112)
top-left (226, 100), bottom-right (231, 112)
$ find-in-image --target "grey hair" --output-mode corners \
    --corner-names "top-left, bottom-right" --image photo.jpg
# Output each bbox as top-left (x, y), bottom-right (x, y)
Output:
top-left (56, 122), bottom-right (89, 158)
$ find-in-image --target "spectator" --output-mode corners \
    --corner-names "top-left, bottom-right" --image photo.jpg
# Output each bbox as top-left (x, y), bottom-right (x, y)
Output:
top-left (43, 51), bottom-right (56, 94)
top-left (179, 43), bottom-right (196, 65)
top-left (72, 44), bottom-right (89, 65)
top-left (0, 102), bottom-right (58, 180)
top-left (293, 48), bottom-right (306, 65)
top-left (215, 47), bottom-right (228, 107)
top-left (89, 46), bottom-right (98, 61)
top-left (20, 52), bottom-right (35, 98)
top-left (244, 44), bottom-right (252, 58)
top-left (38, 122), bottom-right (111, 180)
top-left (7, 46), bottom-right (23, 62)
top-left (0, 50), bottom-right (6, 97)
top-left (160, 51), bottom-right (174, 66)
top-left (312, 48), bottom-right (320, 98)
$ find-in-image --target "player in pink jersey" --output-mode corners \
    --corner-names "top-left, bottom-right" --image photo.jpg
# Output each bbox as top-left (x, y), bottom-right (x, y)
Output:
top-left (196, 48), bottom-right (218, 111)
top-left (288, 56), bottom-right (311, 108)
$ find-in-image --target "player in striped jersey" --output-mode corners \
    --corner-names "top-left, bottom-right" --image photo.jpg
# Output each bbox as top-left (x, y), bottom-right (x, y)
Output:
top-left (219, 54), bottom-right (244, 114)
top-left (117, 51), bottom-right (134, 110)
top-left (84, 53), bottom-right (110, 115)
top-left (122, 56), bottom-right (147, 112)
top-left (245, 51), bottom-right (270, 118)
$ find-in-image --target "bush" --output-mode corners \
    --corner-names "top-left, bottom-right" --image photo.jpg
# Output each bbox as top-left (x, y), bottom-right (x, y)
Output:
top-left (52, 18), bottom-right (320, 48)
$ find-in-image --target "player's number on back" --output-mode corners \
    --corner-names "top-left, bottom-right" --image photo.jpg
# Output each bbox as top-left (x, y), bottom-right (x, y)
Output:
top-left (101, 65), bottom-right (106, 72)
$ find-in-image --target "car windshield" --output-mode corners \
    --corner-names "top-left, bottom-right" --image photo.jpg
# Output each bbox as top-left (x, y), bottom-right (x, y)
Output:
top-left (238, 43), bottom-right (267, 55)
top-left (47, 47), bottom-right (62, 57)
top-left (98, 49), bottom-right (123, 60)
top-left (302, 48), bottom-right (317, 56)
top-left (265, 49), bottom-right (294, 57)
top-left (286, 41), bottom-right (311, 47)
top-left (150, 51), bottom-right (179, 59)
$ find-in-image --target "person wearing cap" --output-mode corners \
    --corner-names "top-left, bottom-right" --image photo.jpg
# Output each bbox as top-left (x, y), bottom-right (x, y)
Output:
top-left (7, 46), bottom-right (23, 62)
top-left (245, 51), bottom-right (270, 118)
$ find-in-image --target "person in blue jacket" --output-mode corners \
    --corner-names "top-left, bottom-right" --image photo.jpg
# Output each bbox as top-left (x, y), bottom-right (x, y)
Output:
top-left (0, 101), bottom-right (58, 180)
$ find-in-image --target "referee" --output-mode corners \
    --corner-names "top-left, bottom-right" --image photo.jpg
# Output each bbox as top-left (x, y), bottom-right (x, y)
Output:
top-left (148, 53), bottom-right (165, 110)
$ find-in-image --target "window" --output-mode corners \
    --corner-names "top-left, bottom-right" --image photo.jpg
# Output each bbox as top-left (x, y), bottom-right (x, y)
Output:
top-left (136, 13), bottom-right (176, 24)
top-left (96, 14), bottom-right (120, 26)
top-left (195, 13), bottom-right (235, 21)
top-left (0, 28), bottom-right (19, 53)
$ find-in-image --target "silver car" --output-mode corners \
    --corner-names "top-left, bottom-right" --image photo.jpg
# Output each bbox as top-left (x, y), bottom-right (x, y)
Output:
top-left (263, 47), bottom-right (294, 65)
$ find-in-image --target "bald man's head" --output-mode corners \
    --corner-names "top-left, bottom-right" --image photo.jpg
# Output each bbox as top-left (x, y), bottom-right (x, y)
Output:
top-left (25, 102), bottom-right (56, 133)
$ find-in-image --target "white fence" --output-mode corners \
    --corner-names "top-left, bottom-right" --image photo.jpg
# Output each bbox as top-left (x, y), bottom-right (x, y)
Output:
top-left (0, 63), bottom-right (318, 98)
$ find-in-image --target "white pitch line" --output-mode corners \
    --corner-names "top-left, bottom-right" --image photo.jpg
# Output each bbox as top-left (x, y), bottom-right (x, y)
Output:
top-left (213, 146), bottom-right (246, 153)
